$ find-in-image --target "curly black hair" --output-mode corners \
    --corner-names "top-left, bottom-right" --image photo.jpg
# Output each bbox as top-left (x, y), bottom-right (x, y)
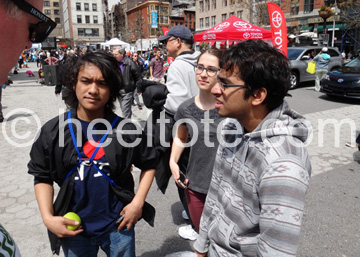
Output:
top-left (64, 51), bottom-right (123, 111)
top-left (220, 40), bottom-right (290, 111)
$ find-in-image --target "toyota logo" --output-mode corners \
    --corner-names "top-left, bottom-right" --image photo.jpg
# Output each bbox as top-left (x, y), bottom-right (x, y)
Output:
top-left (203, 34), bottom-right (207, 40)
top-left (214, 22), bottom-right (230, 31)
top-left (271, 11), bottom-right (282, 28)
top-left (243, 32), bottom-right (251, 39)
top-left (234, 21), bottom-right (252, 29)
top-left (338, 78), bottom-right (344, 83)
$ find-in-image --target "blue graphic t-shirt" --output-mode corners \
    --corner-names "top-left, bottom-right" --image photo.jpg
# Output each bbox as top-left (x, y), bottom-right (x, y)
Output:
top-left (68, 119), bottom-right (123, 237)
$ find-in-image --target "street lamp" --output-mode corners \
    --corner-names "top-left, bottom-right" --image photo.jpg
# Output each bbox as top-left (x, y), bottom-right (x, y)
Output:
top-left (331, 6), bottom-right (337, 47)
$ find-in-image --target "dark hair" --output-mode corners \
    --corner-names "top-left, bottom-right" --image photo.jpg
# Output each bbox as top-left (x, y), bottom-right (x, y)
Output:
top-left (64, 51), bottom-right (123, 111)
top-left (220, 40), bottom-right (290, 111)
top-left (197, 48), bottom-right (222, 64)
top-left (180, 38), bottom-right (195, 50)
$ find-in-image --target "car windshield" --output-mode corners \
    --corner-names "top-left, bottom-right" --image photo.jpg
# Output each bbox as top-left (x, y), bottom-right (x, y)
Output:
top-left (345, 58), bottom-right (360, 68)
top-left (288, 49), bottom-right (304, 60)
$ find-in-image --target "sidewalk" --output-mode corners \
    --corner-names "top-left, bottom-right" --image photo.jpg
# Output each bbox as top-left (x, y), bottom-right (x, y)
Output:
top-left (1, 61), bottom-right (360, 256)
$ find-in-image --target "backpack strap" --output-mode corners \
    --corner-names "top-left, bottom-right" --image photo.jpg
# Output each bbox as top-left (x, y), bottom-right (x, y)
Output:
top-left (63, 110), bottom-right (120, 183)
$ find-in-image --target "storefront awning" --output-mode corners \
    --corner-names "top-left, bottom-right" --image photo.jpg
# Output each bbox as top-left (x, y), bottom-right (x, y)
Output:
top-left (300, 25), bottom-right (314, 32)
top-left (317, 24), bottom-right (343, 32)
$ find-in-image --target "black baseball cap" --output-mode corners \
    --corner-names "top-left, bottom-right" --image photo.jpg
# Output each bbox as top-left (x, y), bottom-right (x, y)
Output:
top-left (158, 25), bottom-right (193, 42)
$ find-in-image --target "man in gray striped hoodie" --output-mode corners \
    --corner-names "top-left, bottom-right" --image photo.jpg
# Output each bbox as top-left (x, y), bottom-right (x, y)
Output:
top-left (194, 40), bottom-right (312, 257)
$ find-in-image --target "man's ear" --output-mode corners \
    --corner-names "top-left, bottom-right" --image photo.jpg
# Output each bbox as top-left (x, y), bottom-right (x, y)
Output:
top-left (251, 88), bottom-right (267, 106)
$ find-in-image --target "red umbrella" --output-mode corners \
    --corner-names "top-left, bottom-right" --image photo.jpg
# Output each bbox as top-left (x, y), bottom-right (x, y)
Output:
top-left (194, 16), bottom-right (272, 42)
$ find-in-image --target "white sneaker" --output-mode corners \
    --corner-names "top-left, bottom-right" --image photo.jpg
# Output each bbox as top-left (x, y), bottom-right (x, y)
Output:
top-left (178, 225), bottom-right (198, 241)
top-left (182, 210), bottom-right (189, 220)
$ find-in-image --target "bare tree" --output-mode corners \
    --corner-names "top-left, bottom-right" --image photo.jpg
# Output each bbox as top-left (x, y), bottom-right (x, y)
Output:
top-left (337, 0), bottom-right (360, 51)
top-left (230, 0), bottom-right (282, 26)
top-left (337, 0), bottom-right (360, 29)
top-left (114, 3), bottom-right (132, 42)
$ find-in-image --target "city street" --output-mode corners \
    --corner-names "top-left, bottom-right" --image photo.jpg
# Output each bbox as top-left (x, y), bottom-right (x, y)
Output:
top-left (0, 62), bottom-right (359, 257)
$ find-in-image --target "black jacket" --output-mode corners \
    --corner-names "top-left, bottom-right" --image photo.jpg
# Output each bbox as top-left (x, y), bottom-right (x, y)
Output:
top-left (121, 57), bottom-right (141, 93)
top-left (136, 79), bottom-right (169, 109)
top-left (28, 110), bottom-right (157, 254)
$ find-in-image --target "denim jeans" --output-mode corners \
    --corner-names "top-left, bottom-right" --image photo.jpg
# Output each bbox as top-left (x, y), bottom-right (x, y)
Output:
top-left (61, 226), bottom-right (135, 257)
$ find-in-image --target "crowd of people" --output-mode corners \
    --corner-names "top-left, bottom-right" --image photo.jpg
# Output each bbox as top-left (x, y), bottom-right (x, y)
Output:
top-left (1, 1), bottom-right (313, 256)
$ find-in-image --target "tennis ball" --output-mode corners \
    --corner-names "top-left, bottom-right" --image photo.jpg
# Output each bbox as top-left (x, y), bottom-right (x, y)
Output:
top-left (63, 212), bottom-right (81, 231)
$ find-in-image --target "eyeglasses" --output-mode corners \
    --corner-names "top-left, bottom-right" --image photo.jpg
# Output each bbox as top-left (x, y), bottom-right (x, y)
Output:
top-left (217, 76), bottom-right (248, 91)
top-left (165, 38), bottom-right (178, 45)
top-left (195, 65), bottom-right (220, 77)
top-left (13, 0), bottom-right (57, 43)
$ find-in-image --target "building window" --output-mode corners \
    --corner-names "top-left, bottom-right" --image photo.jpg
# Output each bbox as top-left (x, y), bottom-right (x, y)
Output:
top-left (85, 15), bottom-right (90, 24)
top-left (55, 18), bottom-right (61, 23)
top-left (150, 28), bottom-right (157, 36)
top-left (212, 0), bottom-right (216, 9)
top-left (78, 28), bottom-right (99, 37)
top-left (222, 0), bottom-right (227, 7)
top-left (211, 15), bottom-right (216, 26)
top-left (205, 0), bottom-right (210, 11)
top-left (94, 16), bottom-right (98, 24)
top-left (44, 1), bottom-right (50, 6)
top-left (92, 4), bottom-right (97, 11)
top-left (200, 18), bottom-right (204, 28)
top-left (76, 3), bottom-right (81, 11)
top-left (199, 1), bottom-right (204, 12)
top-left (77, 15), bottom-right (82, 23)
top-left (229, 12), bottom-right (234, 17)
top-left (160, 6), bottom-right (168, 15)
top-left (222, 13), bottom-right (227, 21)
top-left (53, 2), bottom-right (59, 7)
top-left (304, 0), bottom-right (314, 14)
top-left (291, 0), bottom-right (299, 15)
top-left (54, 9), bottom-right (60, 15)
top-left (205, 17), bottom-right (210, 27)
top-left (44, 9), bottom-right (51, 15)
top-left (237, 10), bottom-right (243, 19)
top-left (84, 3), bottom-right (89, 11)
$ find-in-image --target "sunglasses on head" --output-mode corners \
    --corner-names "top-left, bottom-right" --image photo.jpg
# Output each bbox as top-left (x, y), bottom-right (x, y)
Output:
top-left (13, 0), bottom-right (57, 43)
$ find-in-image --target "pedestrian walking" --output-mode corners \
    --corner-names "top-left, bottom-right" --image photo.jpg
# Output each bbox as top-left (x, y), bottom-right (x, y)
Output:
top-left (113, 47), bottom-right (142, 118)
top-left (150, 48), bottom-right (165, 83)
top-left (28, 52), bottom-right (157, 257)
top-left (193, 40), bottom-right (312, 256)
top-left (131, 52), bottom-right (144, 110)
top-left (313, 47), bottom-right (330, 91)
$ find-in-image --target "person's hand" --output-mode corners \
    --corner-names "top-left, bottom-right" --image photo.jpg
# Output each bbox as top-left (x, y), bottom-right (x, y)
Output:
top-left (117, 201), bottom-right (143, 231)
top-left (195, 250), bottom-right (208, 257)
top-left (43, 215), bottom-right (83, 238)
top-left (169, 160), bottom-right (187, 188)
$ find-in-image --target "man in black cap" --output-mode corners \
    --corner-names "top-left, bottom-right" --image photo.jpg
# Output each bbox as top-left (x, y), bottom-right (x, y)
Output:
top-left (156, 25), bottom-right (200, 240)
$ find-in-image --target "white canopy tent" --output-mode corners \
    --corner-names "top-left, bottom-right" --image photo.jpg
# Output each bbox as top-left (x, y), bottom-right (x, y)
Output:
top-left (101, 38), bottom-right (130, 51)
top-left (134, 38), bottom-right (158, 51)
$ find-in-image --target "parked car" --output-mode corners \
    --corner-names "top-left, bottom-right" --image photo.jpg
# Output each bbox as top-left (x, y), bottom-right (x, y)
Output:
top-left (320, 57), bottom-right (360, 99)
top-left (288, 46), bottom-right (343, 89)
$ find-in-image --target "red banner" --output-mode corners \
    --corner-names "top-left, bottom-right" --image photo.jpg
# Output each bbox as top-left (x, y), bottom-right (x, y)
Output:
top-left (162, 27), bottom-right (169, 35)
top-left (267, 3), bottom-right (287, 57)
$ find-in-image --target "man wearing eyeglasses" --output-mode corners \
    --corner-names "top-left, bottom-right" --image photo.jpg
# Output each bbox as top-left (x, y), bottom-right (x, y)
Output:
top-left (150, 26), bottom-right (200, 238)
top-left (0, 0), bottom-right (56, 255)
top-left (194, 40), bottom-right (312, 257)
